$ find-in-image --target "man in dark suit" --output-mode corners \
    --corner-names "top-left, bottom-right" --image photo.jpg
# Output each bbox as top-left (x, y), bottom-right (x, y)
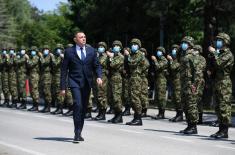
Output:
top-left (60, 32), bottom-right (102, 143)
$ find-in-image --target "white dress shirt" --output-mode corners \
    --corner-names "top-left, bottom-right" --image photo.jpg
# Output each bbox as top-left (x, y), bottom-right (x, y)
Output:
top-left (76, 44), bottom-right (86, 59)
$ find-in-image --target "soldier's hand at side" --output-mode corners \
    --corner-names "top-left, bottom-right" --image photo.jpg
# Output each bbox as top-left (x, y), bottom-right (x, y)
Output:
top-left (151, 56), bottom-right (157, 61)
top-left (60, 90), bottom-right (66, 96)
top-left (49, 53), bottom-right (54, 58)
top-left (106, 51), bottom-right (114, 58)
top-left (191, 85), bottom-right (197, 94)
top-left (60, 54), bottom-right (64, 58)
top-left (208, 46), bottom-right (215, 53)
top-left (6, 54), bottom-right (9, 59)
top-left (167, 55), bottom-right (173, 61)
top-left (97, 78), bottom-right (103, 87)
top-left (38, 52), bottom-right (43, 58)
top-left (124, 49), bottom-right (129, 56)
top-left (25, 54), bottom-right (29, 60)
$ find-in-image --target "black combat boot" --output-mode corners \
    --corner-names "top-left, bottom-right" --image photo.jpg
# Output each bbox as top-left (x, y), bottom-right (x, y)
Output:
top-left (210, 124), bottom-right (228, 139)
top-left (197, 112), bottom-right (203, 125)
top-left (94, 109), bottom-right (106, 121)
top-left (122, 105), bottom-right (131, 116)
top-left (141, 108), bottom-right (148, 118)
top-left (1, 99), bottom-right (8, 107)
top-left (10, 100), bottom-right (18, 108)
top-left (112, 112), bottom-right (123, 124)
top-left (183, 123), bottom-right (198, 134)
top-left (63, 105), bottom-right (73, 116)
top-left (106, 107), bottom-right (114, 114)
top-left (18, 100), bottom-right (27, 109)
top-left (152, 108), bottom-right (165, 119)
top-left (5, 99), bottom-right (11, 108)
top-left (39, 103), bottom-right (50, 113)
top-left (126, 113), bottom-right (143, 126)
top-left (51, 104), bottom-right (63, 115)
top-left (169, 110), bottom-right (183, 122)
top-left (85, 112), bottom-right (92, 119)
top-left (28, 102), bottom-right (38, 112)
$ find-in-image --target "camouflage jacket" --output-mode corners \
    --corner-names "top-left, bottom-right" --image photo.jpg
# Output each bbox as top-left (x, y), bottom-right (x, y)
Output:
top-left (109, 53), bottom-right (124, 77)
top-left (168, 58), bottom-right (180, 79)
top-left (15, 55), bottom-right (27, 75)
top-left (6, 56), bottom-right (17, 73)
top-left (192, 53), bottom-right (206, 87)
top-left (98, 53), bottom-right (109, 75)
top-left (51, 55), bottom-right (63, 75)
top-left (128, 50), bottom-right (145, 77)
top-left (140, 56), bottom-right (150, 78)
top-left (40, 55), bottom-right (51, 73)
top-left (27, 55), bottom-right (40, 74)
top-left (153, 56), bottom-right (168, 79)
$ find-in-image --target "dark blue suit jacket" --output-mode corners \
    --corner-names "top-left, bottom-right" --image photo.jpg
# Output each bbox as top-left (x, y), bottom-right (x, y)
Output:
top-left (60, 45), bottom-right (102, 90)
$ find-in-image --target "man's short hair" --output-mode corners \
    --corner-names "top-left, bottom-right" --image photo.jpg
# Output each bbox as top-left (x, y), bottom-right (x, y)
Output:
top-left (74, 31), bottom-right (85, 37)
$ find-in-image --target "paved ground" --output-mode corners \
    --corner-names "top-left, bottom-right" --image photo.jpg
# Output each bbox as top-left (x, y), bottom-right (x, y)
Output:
top-left (0, 106), bottom-right (234, 155)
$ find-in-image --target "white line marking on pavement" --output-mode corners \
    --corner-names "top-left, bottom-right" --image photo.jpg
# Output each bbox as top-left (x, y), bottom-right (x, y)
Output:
top-left (160, 136), bottom-right (193, 143)
top-left (120, 129), bottom-right (143, 134)
top-left (216, 145), bottom-right (235, 150)
top-left (0, 140), bottom-right (46, 155)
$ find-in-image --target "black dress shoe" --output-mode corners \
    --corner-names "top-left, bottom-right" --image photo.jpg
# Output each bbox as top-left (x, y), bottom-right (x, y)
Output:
top-left (73, 135), bottom-right (84, 143)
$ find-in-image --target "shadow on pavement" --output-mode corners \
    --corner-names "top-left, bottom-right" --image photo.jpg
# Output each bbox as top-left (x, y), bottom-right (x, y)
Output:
top-left (34, 137), bottom-right (73, 143)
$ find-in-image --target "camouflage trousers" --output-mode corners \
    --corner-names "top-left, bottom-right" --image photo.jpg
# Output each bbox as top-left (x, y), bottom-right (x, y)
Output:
top-left (171, 77), bottom-right (182, 111)
top-left (8, 72), bottom-right (18, 101)
top-left (107, 78), bottom-right (113, 108)
top-left (2, 71), bottom-right (10, 100)
top-left (97, 74), bottom-right (108, 110)
top-left (29, 73), bottom-right (39, 103)
top-left (140, 77), bottom-right (149, 110)
top-left (110, 75), bottom-right (123, 113)
top-left (0, 73), bottom-right (2, 99)
top-left (154, 76), bottom-right (167, 109)
top-left (122, 77), bottom-right (131, 107)
top-left (181, 82), bottom-right (199, 124)
top-left (214, 77), bottom-right (232, 125)
top-left (52, 75), bottom-right (73, 107)
top-left (41, 73), bottom-right (52, 104)
top-left (197, 80), bottom-right (205, 113)
top-left (130, 76), bottom-right (142, 115)
top-left (17, 73), bottom-right (27, 101)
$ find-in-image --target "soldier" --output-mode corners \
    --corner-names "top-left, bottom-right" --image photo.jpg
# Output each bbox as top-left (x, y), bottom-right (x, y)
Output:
top-left (208, 33), bottom-right (234, 138)
top-left (167, 44), bottom-right (183, 122)
top-left (122, 47), bottom-right (131, 116)
top-left (38, 45), bottom-right (52, 113)
top-left (107, 40), bottom-right (124, 123)
top-left (139, 48), bottom-right (150, 117)
top-left (93, 42), bottom-right (109, 120)
top-left (179, 36), bottom-right (199, 134)
top-left (151, 46), bottom-right (168, 119)
top-left (0, 47), bottom-right (10, 107)
top-left (192, 45), bottom-right (206, 124)
top-left (125, 38), bottom-right (145, 125)
top-left (51, 44), bottom-right (73, 115)
top-left (6, 47), bottom-right (18, 108)
top-left (26, 46), bottom-right (40, 111)
top-left (16, 46), bottom-right (28, 109)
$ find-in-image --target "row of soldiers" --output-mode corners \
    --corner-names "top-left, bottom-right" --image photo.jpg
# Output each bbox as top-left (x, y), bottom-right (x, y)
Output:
top-left (0, 44), bottom-right (74, 116)
top-left (89, 32), bottom-right (233, 139)
top-left (0, 32), bottom-right (233, 139)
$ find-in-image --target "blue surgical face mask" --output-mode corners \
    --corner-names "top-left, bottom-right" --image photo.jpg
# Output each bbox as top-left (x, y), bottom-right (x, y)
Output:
top-left (131, 44), bottom-right (139, 53)
top-left (172, 49), bottom-right (177, 57)
top-left (31, 51), bottom-right (36, 56)
top-left (2, 50), bottom-right (7, 55)
top-left (20, 50), bottom-right (26, 55)
top-left (56, 49), bottom-right (62, 55)
top-left (113, 46), bottom-right (121, 53)
top-left (9, 50), bottom-right (15, 55)
top-left (216, 40), bottom-right (223, 49)
top-left (43, 49), bottom-right (49, 56)
top-left (98, 47), bottom-right (105, 53)
top-left (156, 51), bottom-right (163, 58)
top-left (181, 42), bottom-right (189, 51)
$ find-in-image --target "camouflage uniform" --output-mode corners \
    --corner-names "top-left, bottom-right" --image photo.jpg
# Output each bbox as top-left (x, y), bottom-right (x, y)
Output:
top-left (179, 36), bottom-right (199, 134)
top-left (139, 48), bottom-right (150, 116)
top-left (27, 46), bottom-right (40, 111)
top-left (7, 48), bottom-right (18, 108)
top-left (0, 48), bottom-right (10, 106)
top-left (168, 45), bottom-right (183, 122)
top-left (210, 33), bottom-right (234, 138)
top-left (94, 42), bottom-right (109, 120)
top-left (153, 47), bottom-right (168, 119)
top-left (51, 44), bottom-right (73, 115)
top-left (39, 45), bottom-right (52, 113)
top-left (15, 46), bottom-right (27, 109)
top-left (126, 38), bottom-right (145, 126)
top-left (193, 45), bottom-right (206, 124)
top-left (107, 40), bottom-right (124, 123)
top-left (122, 47), bottom-right (131, 116)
